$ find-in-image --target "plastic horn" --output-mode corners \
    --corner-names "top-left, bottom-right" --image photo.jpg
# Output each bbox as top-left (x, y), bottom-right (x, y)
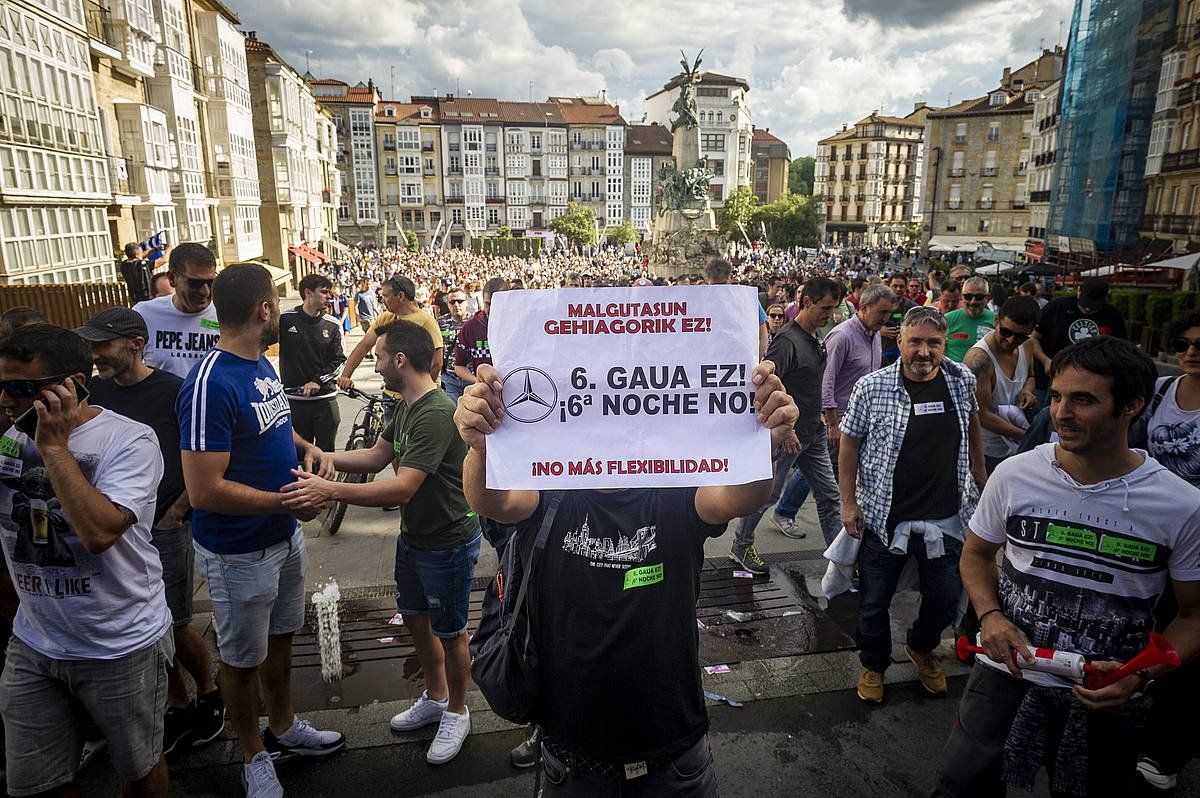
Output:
top-left (1082, 632), bottom-right (1181, 690)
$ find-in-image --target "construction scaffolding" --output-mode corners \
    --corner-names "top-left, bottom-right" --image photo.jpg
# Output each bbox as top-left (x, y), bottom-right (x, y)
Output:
top-left (1049, 0), bottom-right (1178, 257)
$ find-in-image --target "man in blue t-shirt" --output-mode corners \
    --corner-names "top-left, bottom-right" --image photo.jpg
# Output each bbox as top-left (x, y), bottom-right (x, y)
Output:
top-left (177, 264), bottom-right (344, 798)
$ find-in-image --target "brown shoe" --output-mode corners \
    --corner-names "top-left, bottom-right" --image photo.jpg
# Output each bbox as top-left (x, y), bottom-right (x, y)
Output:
top-left (857, 667), bottom-right (884, 703)
top-left (906, 644), bottom-right (948, 695)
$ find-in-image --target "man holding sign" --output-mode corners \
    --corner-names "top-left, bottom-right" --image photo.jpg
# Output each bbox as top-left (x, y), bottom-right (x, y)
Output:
top-left (455, 285), bottom-right (797, 795)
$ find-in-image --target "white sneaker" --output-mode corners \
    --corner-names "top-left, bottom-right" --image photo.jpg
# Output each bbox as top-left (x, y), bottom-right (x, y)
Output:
top-left (770, 513), bottom-right (806, 539)
top-left (389, 690), bottom-right (448, 732)
top-left (242, 751), bottom-right (284, 798)
top-left (1136, 757), bottom-right (1178, 790)
top-left (426, 707), bottom-right (470, 765)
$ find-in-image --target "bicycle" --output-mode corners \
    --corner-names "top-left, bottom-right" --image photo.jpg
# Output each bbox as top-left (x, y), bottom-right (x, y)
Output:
top-left (318, 387), bottom-right (396, 536)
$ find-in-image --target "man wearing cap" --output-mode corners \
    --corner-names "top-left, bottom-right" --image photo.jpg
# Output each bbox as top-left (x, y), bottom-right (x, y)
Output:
top-left (78, 309), bottom-right (223, 753)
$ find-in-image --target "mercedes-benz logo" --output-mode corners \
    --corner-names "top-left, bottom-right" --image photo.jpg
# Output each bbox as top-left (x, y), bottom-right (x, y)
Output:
top-left (501, 366), bottom-right (558, 423)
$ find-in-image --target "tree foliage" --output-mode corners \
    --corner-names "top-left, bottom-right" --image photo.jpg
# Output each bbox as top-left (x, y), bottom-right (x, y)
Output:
top-left (404, 230), bottom-right (419, 251)
top-left (603, 220), bottom-right (639, 245)
top-left (717, 186), bottom-right (759, 241)
top-left (788, 156), bottom-right (816, 196)
top-left (494, 225), bottom-right (514, 240)
top-left (752, 193), bottom-right (821, 248)
top-left (547, 202), bottom-right (597, 248)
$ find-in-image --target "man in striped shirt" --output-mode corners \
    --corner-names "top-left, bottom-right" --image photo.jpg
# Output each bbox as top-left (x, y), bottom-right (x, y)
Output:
top-left (176, 264), bottom-right (344, 798)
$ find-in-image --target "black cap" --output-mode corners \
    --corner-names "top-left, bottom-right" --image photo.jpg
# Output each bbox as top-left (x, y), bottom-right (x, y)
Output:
top-left (74, 307), bottom-right (148, 341)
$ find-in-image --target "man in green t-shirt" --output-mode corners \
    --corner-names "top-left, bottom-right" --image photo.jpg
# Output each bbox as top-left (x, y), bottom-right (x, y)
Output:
top-left (281, 319), bottom-right (479, 766)
top-left (943, 276), bottom-right (995, 362)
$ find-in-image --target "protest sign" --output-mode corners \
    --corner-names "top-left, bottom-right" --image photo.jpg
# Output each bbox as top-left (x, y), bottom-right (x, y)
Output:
top-left (485, 285), bottom-right (771, 489)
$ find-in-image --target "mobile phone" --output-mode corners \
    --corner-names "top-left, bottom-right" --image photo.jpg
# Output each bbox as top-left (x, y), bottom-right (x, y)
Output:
top-left (13, 377), bottom-right (90, 439)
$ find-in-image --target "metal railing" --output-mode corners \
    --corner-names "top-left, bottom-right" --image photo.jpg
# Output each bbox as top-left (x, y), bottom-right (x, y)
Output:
top-left (1161, 148), bottom-right (1200, 173)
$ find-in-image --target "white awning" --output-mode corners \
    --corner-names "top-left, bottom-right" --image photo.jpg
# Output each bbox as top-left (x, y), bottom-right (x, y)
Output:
top-left (928, 236), bottom-right (1028, 253)
top-left (1147, 252), bottom-right (1200, 272)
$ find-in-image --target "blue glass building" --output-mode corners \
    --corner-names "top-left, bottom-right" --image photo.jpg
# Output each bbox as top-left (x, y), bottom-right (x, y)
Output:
top-left (1049, 0), bottom-right (1178, 256)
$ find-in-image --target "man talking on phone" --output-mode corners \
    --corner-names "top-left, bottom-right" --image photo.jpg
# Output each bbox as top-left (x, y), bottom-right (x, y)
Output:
top-left (0, 324), bottom-right (173, 797)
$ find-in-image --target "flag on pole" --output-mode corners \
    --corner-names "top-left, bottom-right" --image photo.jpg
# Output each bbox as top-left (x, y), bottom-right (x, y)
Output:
top-left (140, 230), bottom-right (167, 262)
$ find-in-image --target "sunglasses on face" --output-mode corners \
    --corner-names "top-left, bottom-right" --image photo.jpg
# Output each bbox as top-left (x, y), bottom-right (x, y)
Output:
top-left (963, 293), bottom-right (987, 301)
top-left (448, 299), bottom-right (467, 304)
top-left (180, 275), bottom-right (214, 289)
top-left (1170, 337), bottom-right (1200, 354)
top-left (996, 326), bottom-right (1031, 342)
top-left (768, 313), bottom-right (785, 319)
top-left (0, 373), bottom-right (71, 399)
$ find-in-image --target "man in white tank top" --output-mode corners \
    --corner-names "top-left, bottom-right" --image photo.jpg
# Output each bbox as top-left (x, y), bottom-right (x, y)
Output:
top-left (963, 297), bottom-right (1041, 472)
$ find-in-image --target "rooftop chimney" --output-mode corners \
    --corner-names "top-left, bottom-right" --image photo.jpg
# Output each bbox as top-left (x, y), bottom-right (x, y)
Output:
top-left (914, 101), bottom-right (926, 111)
top-left (1002, 67), bottom-right (1012, 87)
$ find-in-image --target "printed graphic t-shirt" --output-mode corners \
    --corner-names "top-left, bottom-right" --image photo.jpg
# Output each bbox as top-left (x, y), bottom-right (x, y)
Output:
top-left (1146, 376), bottom-right (1200, 489)
top-left (527, 488), bottom-right (725, 761)
top-left (177, 350), bottom-right (297, 554)
top-left (944, 308), bottom-right (996, 363)
top-left (971, 444), bottom-right (1200, 676)
top-left (134, 295), bottom-right (220, 379)
top-left (380, 389), bottom-right (475, 551)
top-left (0, 410), bottom-right (170, 660)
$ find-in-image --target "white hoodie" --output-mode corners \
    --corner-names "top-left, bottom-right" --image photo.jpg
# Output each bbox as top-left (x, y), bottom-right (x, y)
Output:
top-left (971, 443), bottom-right (1200, 665)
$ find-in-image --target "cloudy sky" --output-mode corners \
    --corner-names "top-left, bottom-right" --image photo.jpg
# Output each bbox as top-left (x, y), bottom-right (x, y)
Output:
top-left (235, 0), bottom-right (1075, 156)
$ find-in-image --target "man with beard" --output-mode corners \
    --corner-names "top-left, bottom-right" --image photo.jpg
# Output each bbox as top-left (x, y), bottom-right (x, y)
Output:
top-left (937, 336), bottom-right (1200, 796)
top-left (77, 308), bottom-right (222, 753)
top-left (944, 276), bottom-right (996, 363)
top-left (134, 242), bottom-right (220, 379)
top-left (178, 264), bottom-right (344, 798)
top-left (0, 324), bottom-right (170, 797)
top-left (840, 306), bottom-right (987, 703)
top-left (280, 320), bottom-right (479, 766)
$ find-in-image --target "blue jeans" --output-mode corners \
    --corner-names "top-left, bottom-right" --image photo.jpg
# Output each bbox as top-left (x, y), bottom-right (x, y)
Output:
top-left (776, 469), bottom-right (810, 519)
top-left (442, 371), bottom-right (467, 405)
top-left (856, 529), bottom-right (962, 673)
top-left (394, 529), bottom-right (481, 638)
top-left (735, 428), bottom-right (841, 547)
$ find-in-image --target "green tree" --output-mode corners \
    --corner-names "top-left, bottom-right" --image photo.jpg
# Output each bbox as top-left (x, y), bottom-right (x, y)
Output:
top-left (603, 220), bottom-right (639, 245)
top-left (547, 202), bottom-right (597, 248)
top-left (495, 225), bottom-right (514, 240)
top-left (404, 230), bottom-right (419, 251)
top-left (788, 156), bottom-right (816, 196)
top-left (717, 186), bottom-right (759, 241)
top-left (752, 193), bottom-right (821, 248)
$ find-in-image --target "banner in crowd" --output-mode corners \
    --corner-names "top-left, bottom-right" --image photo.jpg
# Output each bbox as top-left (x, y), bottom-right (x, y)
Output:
top-left (486, 285), bottom-right (771, 489)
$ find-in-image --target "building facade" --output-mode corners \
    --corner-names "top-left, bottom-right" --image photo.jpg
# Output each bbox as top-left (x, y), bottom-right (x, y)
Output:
top-left (497, 100), bottom-right (568, 239)
top-left (245, 31), bottom-right (338, 281)
top-left (751, 128), bottom-right (790, 204)
top-left (624, 123), bottom-right (673, 235)
top-left (1142, 1), bottom-right (1200, 255)
top-left (644, 71), bottom-right (752, 206)
top-left (1026, 78), bottom-right (1061, 260)
top-left (921, 49), bottom-right (1062, 256)
top-left (1049, 0), bottom-right (1176, 258)
top-left (815, 106), bottom-right (930, 248)
top-left (0, 0), bottom-right (115, 284)
top-left (313, 77), bottom-right (381, 245)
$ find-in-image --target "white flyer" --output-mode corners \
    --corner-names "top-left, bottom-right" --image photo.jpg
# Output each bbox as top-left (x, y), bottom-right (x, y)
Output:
top-left (485, 285), bottom-right (772, 489)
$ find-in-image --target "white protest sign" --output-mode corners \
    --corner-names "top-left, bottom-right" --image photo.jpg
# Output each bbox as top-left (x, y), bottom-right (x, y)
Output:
top-left (485, 285), bottom-right (771, 489)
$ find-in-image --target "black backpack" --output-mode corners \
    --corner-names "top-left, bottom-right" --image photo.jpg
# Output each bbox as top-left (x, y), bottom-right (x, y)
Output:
top-left (469, 492), bottom-right (563, 724)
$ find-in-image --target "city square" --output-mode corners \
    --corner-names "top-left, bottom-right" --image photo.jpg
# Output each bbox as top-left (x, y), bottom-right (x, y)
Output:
top-left (1, 0), bottom-right (1200, 796)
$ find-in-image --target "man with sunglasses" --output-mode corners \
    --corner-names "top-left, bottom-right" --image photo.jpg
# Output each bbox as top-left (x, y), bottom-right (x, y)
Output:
top-left (964, 297), bottom-right (1040, 473)
top-left (0, 324), bottom-right (173, 797)
top-left (437, 287), bottom-right (471, 404)
top-left (943, 276), bottom-right (995, 363)
top-left (133, 242), bottom-right (220, 379)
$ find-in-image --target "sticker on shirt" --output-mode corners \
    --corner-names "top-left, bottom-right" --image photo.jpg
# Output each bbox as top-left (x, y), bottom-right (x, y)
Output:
top-left (1005, 514), bottom-right (1170, 573)
top-left (0, 456), bottom-right (22, 479)
top-left (914, 401), bottom-right (945, 416)
top-left (623, 562), bottom-right (663, 590)
top-left (1068, 318), bottom-right (1101, 342)
top-left (562, 513), bottom-right (657, 570)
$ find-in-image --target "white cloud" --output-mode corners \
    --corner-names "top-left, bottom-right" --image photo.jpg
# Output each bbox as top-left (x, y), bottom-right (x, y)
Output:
top-left (233, 0), bottom-right (1074, 155)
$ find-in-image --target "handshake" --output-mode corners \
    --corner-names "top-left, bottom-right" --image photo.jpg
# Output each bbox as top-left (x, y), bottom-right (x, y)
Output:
top-left (281, 444), bottom-right (338, 521)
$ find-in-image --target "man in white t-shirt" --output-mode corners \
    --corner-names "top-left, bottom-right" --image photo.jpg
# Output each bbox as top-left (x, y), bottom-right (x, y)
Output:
top-left (0, 324), bottom-right (172, 797)
top-left (134, 242), bottom-right (219, 379)
top-left (938, 335), bottom-right (1200, 797)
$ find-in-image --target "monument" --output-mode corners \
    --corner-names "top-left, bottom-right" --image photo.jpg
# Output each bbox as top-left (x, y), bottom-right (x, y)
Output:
top-left (648, 51), bottom-right (726, 277)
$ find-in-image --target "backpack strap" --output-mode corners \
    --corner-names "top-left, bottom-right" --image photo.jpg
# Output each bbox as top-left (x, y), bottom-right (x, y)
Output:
top-left (506, 491), bottom-right (563, 624)
top-left (1147, 376), bottom-right (1180, 420)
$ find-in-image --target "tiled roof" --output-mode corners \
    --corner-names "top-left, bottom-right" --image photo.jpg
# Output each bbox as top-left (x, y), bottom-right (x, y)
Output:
top-left (625, 123), bottom-right (673, 155)
top-left (752, 128), bottom-right (785, 143)
top-left (309, 78), bottom-right (347, 86)
top-left (375, 102), bottom-right (426, 123)
top-left (316, 86), bottom-right (377, 104)
top-left (818, 128), bottom-right (857, 145)
top-left (434, 97), bottom-right (505, 122)
top-left (927, 91), bottom-right (1034, 118)
top-left (547, 97), bottom-right (625, 126)
top-left (496, 101), bottom-right (566, 126)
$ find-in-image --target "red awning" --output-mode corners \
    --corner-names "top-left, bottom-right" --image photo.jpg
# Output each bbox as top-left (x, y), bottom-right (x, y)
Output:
top-left (1024, 242), bottom-right (1046, 262)
top-left (289, 245), bottom-right (322, 265)
top-left (303, 245), bottom-right (330, 263)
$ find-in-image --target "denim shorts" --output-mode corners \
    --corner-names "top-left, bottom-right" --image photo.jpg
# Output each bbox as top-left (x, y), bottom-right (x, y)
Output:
top-left (151, 521), bottom-right (194, 628)
top-left (394, 528), bottom-right (481, 639)
top-left (195, 526), bottom-right (307, 668)
top-left (0, 628), bottom-right (173, 794)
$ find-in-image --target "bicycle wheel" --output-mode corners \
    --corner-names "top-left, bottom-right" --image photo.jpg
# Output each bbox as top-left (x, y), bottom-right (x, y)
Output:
top-left (321, 435), bottom-right (367, 536)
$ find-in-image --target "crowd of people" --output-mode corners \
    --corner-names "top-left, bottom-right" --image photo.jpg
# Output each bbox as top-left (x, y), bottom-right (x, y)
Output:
top-left (0, 239), bottom-right (1197, 797)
